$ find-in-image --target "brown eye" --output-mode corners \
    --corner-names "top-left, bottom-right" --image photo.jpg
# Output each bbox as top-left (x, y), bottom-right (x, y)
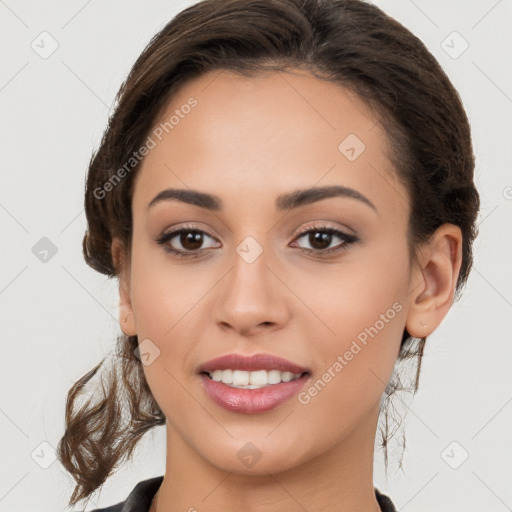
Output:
top-left (156, 228), bottom-right (220, 257)
top-left (293, 227), bottom-right (358, 255)
top-left (308, 231), bottom-right (333, 250)
top-left (179, 231), bottom-right (204, 251)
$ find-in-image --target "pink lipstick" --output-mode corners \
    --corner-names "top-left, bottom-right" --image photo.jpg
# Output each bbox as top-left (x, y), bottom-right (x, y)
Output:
top-left (198, 353), bottom-right (310, 414)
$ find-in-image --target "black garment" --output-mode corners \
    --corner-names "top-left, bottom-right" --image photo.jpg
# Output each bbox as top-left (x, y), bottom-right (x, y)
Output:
top-left (90, 476), bottom-right (397, 512)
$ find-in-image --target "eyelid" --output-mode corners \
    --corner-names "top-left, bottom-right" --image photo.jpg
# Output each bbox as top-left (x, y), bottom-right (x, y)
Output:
top-left (292, 220), bottom-right (356, 238)
top-left (159, 222), bottom-right (219, 239)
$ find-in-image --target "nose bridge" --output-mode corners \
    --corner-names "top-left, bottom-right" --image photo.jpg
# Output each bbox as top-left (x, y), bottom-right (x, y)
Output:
top-left (230, 241), bottom-right (270, 296)
top-left (212, 235), bottom-right (288, 333)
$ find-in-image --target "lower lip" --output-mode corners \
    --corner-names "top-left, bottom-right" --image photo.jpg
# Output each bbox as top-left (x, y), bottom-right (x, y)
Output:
top-left (199, 373), bottom-right (309, 414)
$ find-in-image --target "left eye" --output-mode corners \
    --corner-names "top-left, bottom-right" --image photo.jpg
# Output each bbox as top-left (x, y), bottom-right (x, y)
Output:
top-left (292, 227), bottom-right (357, 254)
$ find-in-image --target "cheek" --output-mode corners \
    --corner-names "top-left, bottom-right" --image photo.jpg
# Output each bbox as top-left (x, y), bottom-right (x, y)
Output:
top-left (128, 242), bottom-right (232, 417)
top-left (301, 234), bottom-right (409, 349)
top-left (129, 243), bottom-right (207, 339)
top-left (293, 306), bottom-right (406, 453)
top-left (297, 239), bottom-right (410, 411)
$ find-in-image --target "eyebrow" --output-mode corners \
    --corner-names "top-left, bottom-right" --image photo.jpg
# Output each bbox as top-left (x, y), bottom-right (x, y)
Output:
top-left (147, 185), bottom-right (377, 212)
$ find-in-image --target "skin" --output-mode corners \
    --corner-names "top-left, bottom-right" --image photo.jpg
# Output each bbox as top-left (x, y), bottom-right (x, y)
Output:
top-left (111, 68), bottom-right (462, 512)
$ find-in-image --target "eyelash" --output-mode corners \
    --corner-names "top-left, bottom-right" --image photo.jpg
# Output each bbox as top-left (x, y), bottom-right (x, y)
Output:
top-left (155, 223), bottom-right (358, 259)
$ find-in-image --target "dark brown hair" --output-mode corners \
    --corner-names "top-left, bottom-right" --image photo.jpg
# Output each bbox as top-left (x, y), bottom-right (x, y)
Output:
top-left (57, 0), bottom-right (480, 506)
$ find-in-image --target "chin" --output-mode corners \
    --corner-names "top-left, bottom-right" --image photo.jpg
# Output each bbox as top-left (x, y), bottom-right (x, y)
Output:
top-left (191, 430), bottom-right (312, 476)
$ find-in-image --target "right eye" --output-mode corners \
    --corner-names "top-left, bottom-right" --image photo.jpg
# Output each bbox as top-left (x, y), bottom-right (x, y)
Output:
top-left (156, 226), bottom-right (221, 258)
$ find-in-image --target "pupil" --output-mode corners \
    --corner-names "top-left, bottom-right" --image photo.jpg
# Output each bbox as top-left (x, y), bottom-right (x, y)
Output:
top-left (181, 231), bottom-right (203, 250)
top-left (310, 231), bottom-right (331, 250)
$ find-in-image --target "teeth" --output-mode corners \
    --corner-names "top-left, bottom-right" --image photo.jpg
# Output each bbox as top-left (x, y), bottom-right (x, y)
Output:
top-left (208, 369), bottom-right (302, 389)
top-left (232, 370), bottom-right (249, 386)
top-left (249, 370), bottom-right (267, 386)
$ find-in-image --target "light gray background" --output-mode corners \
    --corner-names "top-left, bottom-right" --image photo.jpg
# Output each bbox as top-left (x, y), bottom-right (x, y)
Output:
top-left (1, 0), bottom-right (511, 510)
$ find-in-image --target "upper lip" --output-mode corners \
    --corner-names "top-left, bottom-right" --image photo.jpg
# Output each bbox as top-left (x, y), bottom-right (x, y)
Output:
top-left (199, 353), bottom-right (310, 374)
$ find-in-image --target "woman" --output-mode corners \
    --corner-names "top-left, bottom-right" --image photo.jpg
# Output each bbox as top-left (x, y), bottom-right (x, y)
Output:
top-left (57, 0), bottom-right (480, 510)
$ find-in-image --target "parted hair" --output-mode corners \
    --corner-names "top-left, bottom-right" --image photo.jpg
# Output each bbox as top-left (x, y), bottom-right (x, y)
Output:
top-left (57, 0), bottom-right (480, 506)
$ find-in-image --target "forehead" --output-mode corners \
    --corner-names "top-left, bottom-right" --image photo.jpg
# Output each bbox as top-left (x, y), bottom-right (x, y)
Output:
top-left (132, 68), bottom-right (407, 218)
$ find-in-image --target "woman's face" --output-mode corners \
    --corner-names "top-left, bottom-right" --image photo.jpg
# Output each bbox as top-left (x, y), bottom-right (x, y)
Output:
top-left (116, 68), bottom-right (422, 475)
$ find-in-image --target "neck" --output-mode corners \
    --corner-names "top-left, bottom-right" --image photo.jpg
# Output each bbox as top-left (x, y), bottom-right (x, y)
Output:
top-left (152, 406), bottom-right (383, 512)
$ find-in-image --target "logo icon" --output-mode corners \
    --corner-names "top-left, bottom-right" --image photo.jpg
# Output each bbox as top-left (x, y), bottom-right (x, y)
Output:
top-left (31, 32), bottom-right (59, 59)
top-left (236, 236), bottom-right (263, 264)
top-left (338, 134), bottom-right (366, 161)
top-left (134, 338), bottom-right (161, 366)
top-left (32, 237), bottom-right (58, 263)
top-left (441, 440), bottom-right (469, 469)
top-left (237, 442), bottom-right (262, 468)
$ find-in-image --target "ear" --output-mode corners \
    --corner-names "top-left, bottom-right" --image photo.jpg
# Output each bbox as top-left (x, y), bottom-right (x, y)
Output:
top-left (405, 224), bottom-right (463, 338)
top-left (111, 237), bottom-right (137, 337)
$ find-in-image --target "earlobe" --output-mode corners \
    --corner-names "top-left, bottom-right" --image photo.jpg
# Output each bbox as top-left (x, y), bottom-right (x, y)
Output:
top-left (405, 224), bottom-right (462, 338)
top-left (111, 237), bottom-right (137, 337)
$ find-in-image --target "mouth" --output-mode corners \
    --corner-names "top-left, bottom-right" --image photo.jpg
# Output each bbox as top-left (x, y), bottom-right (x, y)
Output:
top-left (204, 368), bottom-right (306, 389)
top-left (198, 353), bottom-right (311, 414)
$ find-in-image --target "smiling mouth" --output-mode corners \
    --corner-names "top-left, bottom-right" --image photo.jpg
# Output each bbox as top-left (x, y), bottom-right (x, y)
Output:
top-left (202, 369), bottom-right (309, 389)
top-left (198, 353), bottom-right (311, 412)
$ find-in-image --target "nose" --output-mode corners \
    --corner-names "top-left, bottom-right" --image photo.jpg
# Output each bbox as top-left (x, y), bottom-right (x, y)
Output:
top-left (211, 245), bottom-right (290, 337)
